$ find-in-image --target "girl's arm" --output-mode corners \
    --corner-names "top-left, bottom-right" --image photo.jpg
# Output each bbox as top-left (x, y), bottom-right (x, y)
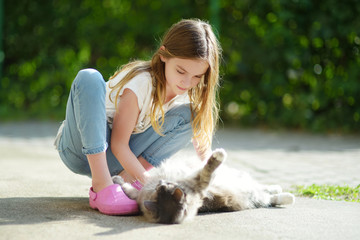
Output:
top-left (110, 88), bottom-right (149, 184)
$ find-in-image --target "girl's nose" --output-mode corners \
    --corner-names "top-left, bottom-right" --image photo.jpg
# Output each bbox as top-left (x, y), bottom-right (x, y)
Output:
top-left (182, 77), bottom-right (191, 88)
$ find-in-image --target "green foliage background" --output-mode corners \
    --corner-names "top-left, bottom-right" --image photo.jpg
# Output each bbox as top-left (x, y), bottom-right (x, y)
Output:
top-left (1, 0), bottom-right (360, 132)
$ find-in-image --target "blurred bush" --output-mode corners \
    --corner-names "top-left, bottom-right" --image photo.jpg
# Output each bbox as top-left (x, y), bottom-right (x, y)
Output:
top-left (1, 0), bottom-right (360, 132)
top-left (220, 0), bottom-right (360, 132)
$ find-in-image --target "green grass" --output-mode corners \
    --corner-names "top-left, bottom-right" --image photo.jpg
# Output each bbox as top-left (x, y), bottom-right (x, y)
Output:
top-left (293, 184), bottom-right (360, 202)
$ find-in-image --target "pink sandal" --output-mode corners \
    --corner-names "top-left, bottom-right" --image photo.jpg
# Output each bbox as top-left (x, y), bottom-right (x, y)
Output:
top-left (89, 184), bottom-right (139, 215)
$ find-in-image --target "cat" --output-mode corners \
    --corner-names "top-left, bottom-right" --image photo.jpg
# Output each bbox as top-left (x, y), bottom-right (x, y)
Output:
top-left (112, 148), bottom-right (295, 224)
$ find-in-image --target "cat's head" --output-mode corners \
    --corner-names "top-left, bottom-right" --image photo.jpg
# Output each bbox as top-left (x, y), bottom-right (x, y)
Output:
top-left (142, 180), bottom-right (190, 224)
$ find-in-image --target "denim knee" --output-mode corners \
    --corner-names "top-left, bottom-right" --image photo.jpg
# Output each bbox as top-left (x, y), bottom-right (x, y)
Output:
top-left (74, 69), bottom-right (106, 96)
top-left (134, 104), bottom-right (193, 166)
top-left (162, 104), bottom-right (192, 132)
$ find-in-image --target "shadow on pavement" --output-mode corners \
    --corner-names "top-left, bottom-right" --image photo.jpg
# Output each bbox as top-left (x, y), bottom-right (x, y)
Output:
top-left (0, 197), bottom-right (159, 236)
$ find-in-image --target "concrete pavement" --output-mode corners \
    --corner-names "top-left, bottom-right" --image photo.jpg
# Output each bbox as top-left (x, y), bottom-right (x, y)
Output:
top-left (0, 121), bottom-right (359, 240)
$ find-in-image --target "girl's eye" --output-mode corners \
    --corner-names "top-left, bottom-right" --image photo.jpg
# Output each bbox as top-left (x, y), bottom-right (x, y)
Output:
top-left (177, 70), bottom-right (185, 74)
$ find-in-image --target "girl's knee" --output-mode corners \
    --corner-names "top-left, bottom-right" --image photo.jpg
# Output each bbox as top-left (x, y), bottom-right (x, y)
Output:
top-left (75, 69), bottom-right (105, 88)
top-left (161, 104), bottom-right (192, 135)
top-left (73, 69), bottom-right (105, 95)
top-left (77, 68), bottom-right (102, 79)
top-left (167, 104), bottom-right (192, 124)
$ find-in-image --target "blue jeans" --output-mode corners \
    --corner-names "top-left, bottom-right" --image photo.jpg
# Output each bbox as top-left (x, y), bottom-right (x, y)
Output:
top-left (56, 69), bottom-right (192, 177)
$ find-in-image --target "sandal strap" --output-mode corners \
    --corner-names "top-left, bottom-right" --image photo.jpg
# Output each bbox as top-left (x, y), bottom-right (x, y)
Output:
top-left (89, 187), bottom-right (97, 200)
top-left (131, 180), bottom-right (143, 190)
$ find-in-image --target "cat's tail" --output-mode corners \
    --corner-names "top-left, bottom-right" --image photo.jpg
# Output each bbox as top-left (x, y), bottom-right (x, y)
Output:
top-left (270, 192), bottom-right (295, 206)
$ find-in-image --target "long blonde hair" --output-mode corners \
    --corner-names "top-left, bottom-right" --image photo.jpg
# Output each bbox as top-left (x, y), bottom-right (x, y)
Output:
top-left (109, 19), bottom-right (221, 152)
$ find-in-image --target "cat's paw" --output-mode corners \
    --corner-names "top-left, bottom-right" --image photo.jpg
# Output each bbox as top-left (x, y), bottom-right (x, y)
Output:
top-left (112, 175), bottom-right (125, 186)
top-left (206, 148), bottom-right (227, 171)
top-left (211, 148), bottom-right (227, 163)
top-left (280, 193), bottom-right (295, 205)
top-left (112, 176), bottom-right (140, 200)
top-left (271, 192), bottom-right (295, 206)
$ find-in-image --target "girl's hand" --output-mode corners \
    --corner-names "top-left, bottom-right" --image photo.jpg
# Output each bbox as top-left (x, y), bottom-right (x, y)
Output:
top-left (192, 138), bottom-right (212, 161)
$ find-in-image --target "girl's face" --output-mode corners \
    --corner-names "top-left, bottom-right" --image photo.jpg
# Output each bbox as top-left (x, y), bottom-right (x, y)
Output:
top-left (160, 56), bottom-right (209, 102)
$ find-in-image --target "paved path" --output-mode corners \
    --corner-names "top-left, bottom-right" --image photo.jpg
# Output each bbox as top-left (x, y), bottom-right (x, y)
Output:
top-left (0, 122), bottom-right (359, 240)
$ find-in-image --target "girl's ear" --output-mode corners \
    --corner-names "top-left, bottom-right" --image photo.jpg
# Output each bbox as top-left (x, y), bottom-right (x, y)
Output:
top-left (159, 46), bottom-right (167, 63)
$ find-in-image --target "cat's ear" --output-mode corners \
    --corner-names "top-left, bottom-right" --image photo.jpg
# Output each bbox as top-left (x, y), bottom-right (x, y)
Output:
top-left (172, 187), bottom-right (185, 202)
top-left (144, 200), bottom-right (157, 213)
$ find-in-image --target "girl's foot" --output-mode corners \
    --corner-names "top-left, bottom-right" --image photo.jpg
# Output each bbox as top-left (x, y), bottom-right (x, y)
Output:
top-left (89, 184), bottom-right (139, 215)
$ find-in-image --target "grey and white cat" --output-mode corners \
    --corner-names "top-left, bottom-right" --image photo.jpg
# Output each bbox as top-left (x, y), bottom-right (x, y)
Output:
top-left (113, 148), bottom-right (295, 224)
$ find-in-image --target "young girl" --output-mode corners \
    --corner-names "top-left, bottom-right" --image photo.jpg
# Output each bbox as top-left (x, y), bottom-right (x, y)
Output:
top-left (54, 19), bottom-right (222, 215)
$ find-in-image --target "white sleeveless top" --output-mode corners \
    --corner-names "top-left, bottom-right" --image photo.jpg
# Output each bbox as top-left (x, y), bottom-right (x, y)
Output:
top-left (105, 71), bottom-right (190, 134)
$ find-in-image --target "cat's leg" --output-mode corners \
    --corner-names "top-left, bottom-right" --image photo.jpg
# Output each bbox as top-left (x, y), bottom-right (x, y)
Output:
top-left (270, 192), bottom-right (295, 206)
top-left (112, 176), bottom-right (139, 200)
top-left (206, 148), bottom-right (226, 171)
top-left (198, 148), bottom-right (227, 189)
top-left (263, 185), bottom-right (283, 194)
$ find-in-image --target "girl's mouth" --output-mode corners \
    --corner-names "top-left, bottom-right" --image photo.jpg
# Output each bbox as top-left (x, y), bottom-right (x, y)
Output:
top-left (177, 85), bottom-right (187, 91)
